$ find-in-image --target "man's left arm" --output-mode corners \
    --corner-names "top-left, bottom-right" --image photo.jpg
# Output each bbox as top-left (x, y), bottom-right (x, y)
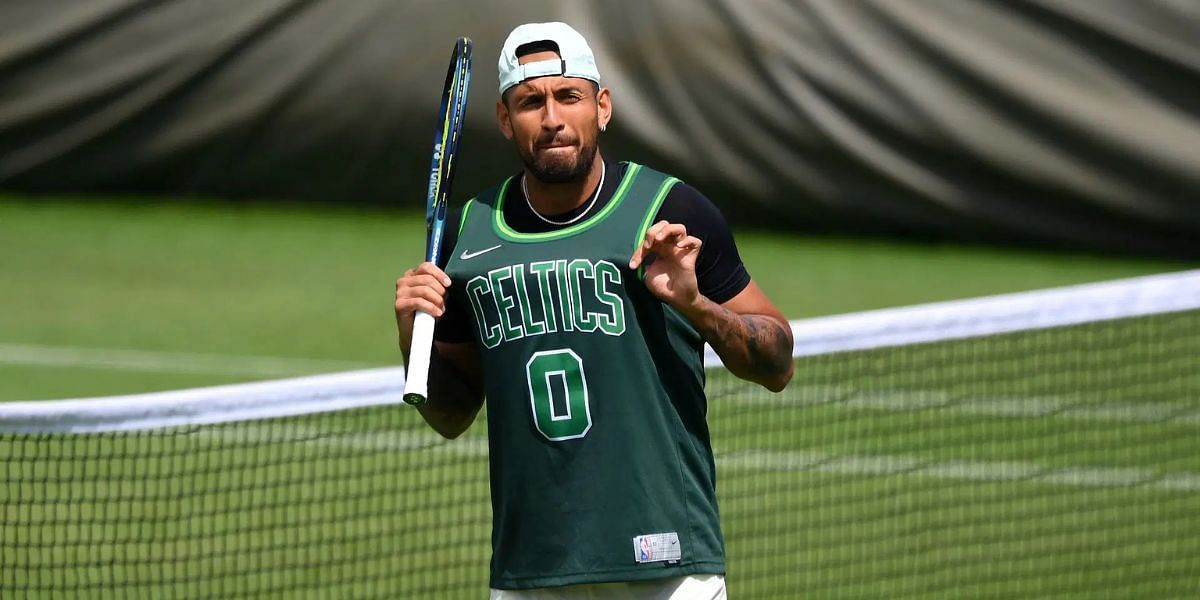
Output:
top-left (631, 220), bottom-right (794, 392)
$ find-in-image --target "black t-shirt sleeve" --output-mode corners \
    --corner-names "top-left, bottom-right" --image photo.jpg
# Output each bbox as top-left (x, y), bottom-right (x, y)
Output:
top-left (432, 207), bottom-right (476, 343)
top-left (654, 182), bottom-right (751, 305)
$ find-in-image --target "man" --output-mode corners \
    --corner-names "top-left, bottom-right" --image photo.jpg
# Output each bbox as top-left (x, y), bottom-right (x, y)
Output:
top-left (394, 22), bottom-right (794, 599)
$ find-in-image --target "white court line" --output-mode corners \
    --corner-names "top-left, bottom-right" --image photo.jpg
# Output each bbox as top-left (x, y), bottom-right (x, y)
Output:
top-left (715, 384), bottom-right (1200, 427)
top-left (191, 425), bottom-right (1200, 493)
top-left (0, 343), bottom-right (381, 378)
top-left (715, 449), bottom-right (1200, 492)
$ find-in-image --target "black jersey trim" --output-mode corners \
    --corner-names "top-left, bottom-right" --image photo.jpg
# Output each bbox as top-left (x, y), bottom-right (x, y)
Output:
top-left (492, 163), bottom-right (643, 243)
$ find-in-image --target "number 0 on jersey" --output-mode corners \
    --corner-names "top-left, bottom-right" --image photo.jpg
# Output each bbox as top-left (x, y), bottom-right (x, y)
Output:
top-left (526, 349), bottom-right (592, 441)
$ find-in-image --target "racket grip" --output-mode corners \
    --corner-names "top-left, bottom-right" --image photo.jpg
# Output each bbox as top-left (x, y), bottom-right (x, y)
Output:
top-left (403, 311), bottom-right (437, 405)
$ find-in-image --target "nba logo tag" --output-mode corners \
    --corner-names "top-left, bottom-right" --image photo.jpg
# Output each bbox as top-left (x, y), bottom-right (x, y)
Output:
top-left (634, 532), bottom-right (682, 564)
top-left (639, 537), bottom-right (653, 561)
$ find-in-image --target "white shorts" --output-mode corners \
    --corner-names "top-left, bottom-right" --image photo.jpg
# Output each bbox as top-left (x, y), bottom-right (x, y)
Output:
top-left (489, 574), bottom-right (726, 599)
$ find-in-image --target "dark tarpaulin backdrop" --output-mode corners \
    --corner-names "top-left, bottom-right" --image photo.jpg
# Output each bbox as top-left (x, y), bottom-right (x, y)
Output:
top-left (2, 0), bottom-right (1198, 256)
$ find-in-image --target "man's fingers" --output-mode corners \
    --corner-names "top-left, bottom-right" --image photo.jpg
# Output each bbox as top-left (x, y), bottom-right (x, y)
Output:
top-left (395, 262), bottom-right (452, 316)
top-left (412, 262), bottom-right (452, 286)
top-left (631, 222), bottom-right (696, 269)
top-left (629, 245), bottom-right (645, 269)
top-left (653, 223), bottom-right (688, 244)
top-left (642, 221), bottom-right (687, 248)
top-left (395, 286), bottom-right (447, 316)
top-left (398, 273), bottom-right (448, 298)
top-left (631, 221), bottom-right (666, 268)
top-left (644, 220), bottom-right (668, 242)
top-left (398, 262), bottom-right (451, 290)
top-left (396, 298), bottom-right (445, 318)
top-left (676, 235), bottom-right (702, 252)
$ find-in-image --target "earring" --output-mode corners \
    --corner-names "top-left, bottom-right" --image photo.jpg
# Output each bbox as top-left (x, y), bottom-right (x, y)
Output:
top-left (600, 123), bottom-right (607, 132)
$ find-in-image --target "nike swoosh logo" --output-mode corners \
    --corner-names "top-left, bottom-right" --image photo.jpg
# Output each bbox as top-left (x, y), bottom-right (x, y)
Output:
top-left (459, 244), bottom-right (502, 260)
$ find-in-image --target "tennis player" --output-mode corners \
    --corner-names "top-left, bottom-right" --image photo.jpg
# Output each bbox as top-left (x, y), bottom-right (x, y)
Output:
top-left (394, 22), bottom-right (794, 599)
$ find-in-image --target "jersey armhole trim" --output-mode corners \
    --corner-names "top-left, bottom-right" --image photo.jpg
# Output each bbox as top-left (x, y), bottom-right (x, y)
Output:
top-left (458, 198), bottom-right (475, 237)
top-left (633, 176), bottom-right (682, 280)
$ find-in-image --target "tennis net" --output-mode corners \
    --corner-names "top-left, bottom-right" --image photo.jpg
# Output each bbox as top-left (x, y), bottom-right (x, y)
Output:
top-left (3, 270), bottom-right (1198, 598)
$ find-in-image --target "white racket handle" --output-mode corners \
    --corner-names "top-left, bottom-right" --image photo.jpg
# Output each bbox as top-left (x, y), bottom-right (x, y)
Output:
top-left (403, 311), bottom-right (436, 405)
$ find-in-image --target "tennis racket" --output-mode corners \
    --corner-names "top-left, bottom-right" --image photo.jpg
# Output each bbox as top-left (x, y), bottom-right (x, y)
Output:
top-left (404, 37), bottom-right (472, 406)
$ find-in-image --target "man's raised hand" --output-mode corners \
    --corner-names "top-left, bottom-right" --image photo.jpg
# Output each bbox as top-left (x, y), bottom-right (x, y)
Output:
top-left (629, 220), bottom-right (703, 311)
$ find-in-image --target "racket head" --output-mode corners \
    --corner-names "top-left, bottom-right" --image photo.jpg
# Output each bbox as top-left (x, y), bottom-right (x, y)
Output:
top-left (424, 37), bottom-right (472, 266)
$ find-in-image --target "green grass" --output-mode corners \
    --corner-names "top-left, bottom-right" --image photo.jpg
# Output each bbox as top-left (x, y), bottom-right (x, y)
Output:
top-left (1, 196), bottom-right (1198, 598)
top-left (1, 196), bottom-right (1191, 400)
top-left (737, 231), bottom-right (1193, 320)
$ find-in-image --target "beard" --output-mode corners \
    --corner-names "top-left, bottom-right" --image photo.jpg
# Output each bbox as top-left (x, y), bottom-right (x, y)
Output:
top-left (520, 130), bottom-right (599, 184)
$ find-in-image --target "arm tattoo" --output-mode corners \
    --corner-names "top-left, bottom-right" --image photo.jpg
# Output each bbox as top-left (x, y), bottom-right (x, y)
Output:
top-left (743, 315), bottom-right (794, 378)
top-left (698, 304), bottom-right (793, 383)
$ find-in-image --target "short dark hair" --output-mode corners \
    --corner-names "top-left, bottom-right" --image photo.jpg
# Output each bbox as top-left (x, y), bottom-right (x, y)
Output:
top-left (515, 40), bottom-right (560, 58)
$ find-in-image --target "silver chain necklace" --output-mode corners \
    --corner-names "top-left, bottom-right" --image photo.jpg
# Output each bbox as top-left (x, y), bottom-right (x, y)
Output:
top-left (522, 162), bottom-right (605, 226)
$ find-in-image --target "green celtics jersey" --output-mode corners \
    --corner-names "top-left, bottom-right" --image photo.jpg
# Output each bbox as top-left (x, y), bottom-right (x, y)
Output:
top-left (444, 163), bottom-right (726, 590)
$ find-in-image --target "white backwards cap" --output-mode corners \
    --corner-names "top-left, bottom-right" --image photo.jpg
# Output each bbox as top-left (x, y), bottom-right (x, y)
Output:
top-left (498, 22), bottom-right (601, 95)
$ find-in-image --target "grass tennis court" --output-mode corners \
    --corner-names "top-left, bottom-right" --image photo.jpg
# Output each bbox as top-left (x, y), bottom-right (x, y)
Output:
top-left (2, 197), bottom-right (1197, 597)
top-left (1, 196), bottom-right (1189, 400)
